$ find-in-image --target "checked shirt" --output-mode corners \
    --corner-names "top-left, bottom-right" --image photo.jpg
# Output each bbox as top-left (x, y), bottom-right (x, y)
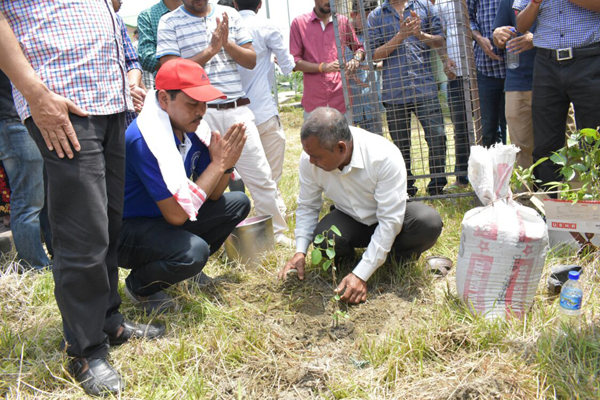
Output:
top-left (468, 0), bottom-right (507, 78)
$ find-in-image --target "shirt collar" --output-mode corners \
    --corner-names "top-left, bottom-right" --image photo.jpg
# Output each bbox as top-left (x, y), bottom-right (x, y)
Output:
top-left (239, 10), bottom-right (255, 17)
top-left (309, 10), bottom-right (332, 23)
top-left (340, 132), bottom-right (364, 174)
top-left (383, 0), bottom-right (414, 13)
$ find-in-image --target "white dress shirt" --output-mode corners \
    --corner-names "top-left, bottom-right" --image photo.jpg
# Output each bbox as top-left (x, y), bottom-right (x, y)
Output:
top-left (237, 10), bottom-right (296, 126)
top-left (436, 0), bottom-right (466, 76)
top-left (295, 128), bottom-right (409, 282)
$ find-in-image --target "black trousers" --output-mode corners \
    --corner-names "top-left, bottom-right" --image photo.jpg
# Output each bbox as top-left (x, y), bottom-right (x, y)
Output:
top-left (118, 192), bottom-right (251, 297)
top-left (314, 202), bottom-right (443, 262)
top-left (532, 48), bottom-right (600, 186)
top-left (26, 114), bottom-right (126, 359)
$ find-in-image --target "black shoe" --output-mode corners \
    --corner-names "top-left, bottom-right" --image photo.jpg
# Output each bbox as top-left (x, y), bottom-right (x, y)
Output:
top-left (407, 186), bottom-right (418, 197)
top-left (69, 357), bottom-right (123, 397)
top-left (108, 320), bottom-right (166, 346)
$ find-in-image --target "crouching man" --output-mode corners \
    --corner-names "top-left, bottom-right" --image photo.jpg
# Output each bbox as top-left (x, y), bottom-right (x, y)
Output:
top-left (118, 59), bottom-right (251, 314)
top-left (278, 108), bottom-right (443, 304)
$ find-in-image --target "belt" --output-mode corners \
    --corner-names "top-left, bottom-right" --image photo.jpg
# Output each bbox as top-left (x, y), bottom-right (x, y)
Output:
top-left (207, 97), bottom-right (250, 110)
top-left (537, 42), bottom-right (600, 62)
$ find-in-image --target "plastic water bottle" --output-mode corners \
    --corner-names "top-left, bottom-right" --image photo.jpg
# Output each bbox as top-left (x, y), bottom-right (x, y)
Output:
top-left (506, 28), bottom-right (519, 70)
top-left (559, 270), bottom-right (583, 317)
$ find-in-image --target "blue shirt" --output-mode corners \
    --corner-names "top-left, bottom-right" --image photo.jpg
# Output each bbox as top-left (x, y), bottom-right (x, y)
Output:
top-left (513, 0), bottom-right (600, 50)
top-left (492, 0), bottom-right (536, 91)
top-left (468, 0), bottom-right (507, 78)
top-left (123, 119), bottom-right (211, 219)
top-left (367, 0), bottom-right (443, 105)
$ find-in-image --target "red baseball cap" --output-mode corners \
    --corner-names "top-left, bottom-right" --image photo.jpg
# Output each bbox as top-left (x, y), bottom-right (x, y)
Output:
top-left (155, 58), bottom-right (227, 102)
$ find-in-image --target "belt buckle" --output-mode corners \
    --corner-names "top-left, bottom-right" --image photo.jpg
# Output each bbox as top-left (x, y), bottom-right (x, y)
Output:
top-left (556, 48), bottom-right (573, 61)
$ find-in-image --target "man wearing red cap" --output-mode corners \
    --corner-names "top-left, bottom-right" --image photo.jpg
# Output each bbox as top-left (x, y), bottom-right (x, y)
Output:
top-left (156, 0), bottom-right (293, 247)
top-left (117, 59), bottom-right (251, 314)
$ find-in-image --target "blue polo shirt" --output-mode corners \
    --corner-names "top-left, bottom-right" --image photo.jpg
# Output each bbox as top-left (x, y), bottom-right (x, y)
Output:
top-left (367, 0), bottom-right (443, 105)
top-left (492, 0), bottom-right (537, 92)
top-left (123, 118), bottom-right (211, 219)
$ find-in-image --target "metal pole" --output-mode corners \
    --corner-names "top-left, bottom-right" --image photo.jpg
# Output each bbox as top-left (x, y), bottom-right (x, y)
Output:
top-left (264, 0), bottom-right (279, 109)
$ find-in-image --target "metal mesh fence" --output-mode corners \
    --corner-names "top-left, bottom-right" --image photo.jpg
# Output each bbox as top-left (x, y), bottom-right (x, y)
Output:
top-left (331, 0), bottom-right (481, 199)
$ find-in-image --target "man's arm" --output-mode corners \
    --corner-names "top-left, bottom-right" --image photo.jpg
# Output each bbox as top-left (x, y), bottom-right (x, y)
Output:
top-left (372, 16), bottom-right (421, 60)
top-left (337, 154), bottom-right (406, 304)
top-left (224, 42), bottom-right (256, 70)
top-left (137, 10), bottom-right (160, 72)
top-left (515, 2), bottom-right (541, 33)
top-left (0, 10), bottom-right (88, 159)
top-left (266, 25), bottom-right (296, 75)
top-left (278, 153), bottom-right (324, 280)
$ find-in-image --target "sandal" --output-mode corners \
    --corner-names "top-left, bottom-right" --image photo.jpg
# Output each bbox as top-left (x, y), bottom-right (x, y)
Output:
top-left (425, 256), bottom-right (454, 277)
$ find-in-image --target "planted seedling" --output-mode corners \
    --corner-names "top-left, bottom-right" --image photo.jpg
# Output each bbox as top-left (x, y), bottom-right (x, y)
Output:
top-left (311, 225), bottom-right (349, 328)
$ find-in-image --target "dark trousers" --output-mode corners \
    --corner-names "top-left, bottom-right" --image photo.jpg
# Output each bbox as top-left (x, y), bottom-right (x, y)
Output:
top-left (448, 78), bottom-right (471, 184)
top-left (384, 99), bottom-right (448, 195)
top-left (25, 114), bottom-right (126, 359)
top-left (476, 71), bottom-right (507, 147)
top-left (532, 50), bottom-right (600, 186)
top-left (118, 192), bottom-right (250, 297)
top-left (314, 202), bottom-right (443, 262)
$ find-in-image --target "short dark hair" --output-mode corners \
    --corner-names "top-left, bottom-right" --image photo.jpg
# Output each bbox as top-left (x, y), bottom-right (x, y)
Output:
top-left (352, 0), bottom-right (379, 13)
top-left (236, 0), bottom-right (260, 11)
top-left (156, 89), bottom-right (181, 101)
top-left (301, 108), bottom-right (352, 151)
top-left (217, 0), bottom-right (235, 7)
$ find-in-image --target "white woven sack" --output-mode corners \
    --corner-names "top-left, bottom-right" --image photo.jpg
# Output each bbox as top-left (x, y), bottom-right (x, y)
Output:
top-left (456, 145), bottom-right (549, 319)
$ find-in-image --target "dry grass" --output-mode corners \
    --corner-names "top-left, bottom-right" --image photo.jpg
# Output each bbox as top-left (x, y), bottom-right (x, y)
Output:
top-left (1, 108), bottom-right (599, 399)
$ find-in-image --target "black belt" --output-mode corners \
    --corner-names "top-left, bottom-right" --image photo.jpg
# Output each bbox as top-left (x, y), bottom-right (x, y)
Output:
top-left (207, 97), bottom-right (250, 110)
top-left (537, 42), bottom-right (600, 62)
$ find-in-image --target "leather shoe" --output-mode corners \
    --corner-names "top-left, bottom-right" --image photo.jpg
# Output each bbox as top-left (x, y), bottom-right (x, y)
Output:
top-left (69, 357), bottom-right (123, 397)
top-left (109, 320), bottom-right (166, 346)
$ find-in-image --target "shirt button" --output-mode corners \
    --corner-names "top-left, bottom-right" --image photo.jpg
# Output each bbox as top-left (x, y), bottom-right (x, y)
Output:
top-left (561, 34), bottom-right (564, 37)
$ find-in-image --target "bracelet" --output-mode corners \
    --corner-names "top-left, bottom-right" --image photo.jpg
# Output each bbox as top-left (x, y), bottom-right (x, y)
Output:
top-left (318, 62), bottom-right (324, 73)
top-left (224, 167), bottom-right (235, 174)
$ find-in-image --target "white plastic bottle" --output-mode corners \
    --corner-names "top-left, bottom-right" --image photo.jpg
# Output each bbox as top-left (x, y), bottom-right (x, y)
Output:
top-left (506, 28), bottom-right (519, 70)
top-left (559, 270), bottom-right (583, 316)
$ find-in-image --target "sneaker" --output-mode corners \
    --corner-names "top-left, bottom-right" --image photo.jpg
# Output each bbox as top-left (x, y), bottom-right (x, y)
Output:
top-left (124, 284), bottom-right (174, 315)
top-left (275, 233), bottom-right (295, 248)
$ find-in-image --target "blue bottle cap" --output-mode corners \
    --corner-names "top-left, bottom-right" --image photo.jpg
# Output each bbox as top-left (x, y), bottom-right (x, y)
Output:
top-left (568, 270), bottom-right (580, 280)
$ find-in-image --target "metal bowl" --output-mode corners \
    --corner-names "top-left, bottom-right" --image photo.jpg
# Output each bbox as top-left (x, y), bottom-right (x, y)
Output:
top-left (224, 215), bottom-right (275, 266)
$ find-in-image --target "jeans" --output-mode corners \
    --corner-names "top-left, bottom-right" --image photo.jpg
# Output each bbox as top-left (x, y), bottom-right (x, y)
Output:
top-left (26, 113), bottom-right (126, 359)
top-left (0, 119), bottom-right (50, 269)
top-left (476, 71), bottom-right (506, 147)
top-left (448, 78), bottom-right (470, 184)
top-left (118, 192), bottom-right (250, 297)
top-left (384, 98), bottom-right (448, 195)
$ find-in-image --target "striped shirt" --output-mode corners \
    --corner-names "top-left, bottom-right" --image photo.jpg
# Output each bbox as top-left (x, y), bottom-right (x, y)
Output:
top-left (513, 0), bottom-right (600, 50)
top-left (156, 5), bottom-right (253, 103)
top-left (0, 0), bottom-right (132, 120)
top-left (468, 0), bottom-right (507, 78)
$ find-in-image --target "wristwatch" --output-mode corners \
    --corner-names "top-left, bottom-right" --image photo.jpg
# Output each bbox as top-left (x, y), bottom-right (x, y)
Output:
top-left (224, 167), bottom-right (235, 174)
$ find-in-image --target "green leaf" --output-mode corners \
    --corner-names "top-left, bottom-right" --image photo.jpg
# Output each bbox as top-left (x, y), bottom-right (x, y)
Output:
top-left (567, 138), bottom-right (579, 148)
top-left (326, 247), bottom-right (336, 259)
top-left (550, 152), bottom-right (566, 166)
top-left (572, 163), bottom-right (588, 172)
top-left (314, 234), bottom-right (325, 244)
top-left (322, 259), bottom-right (332, 271)
top-left (311, 249), bottom-right (322, 265)
top-left (330, 225), bottom-right (342, 237)
top-left (562, 166), bottom-right (576, 181)
top-left (327, 239), bottom-right (335, 246)
top-left (333, 294), bottom-right (341, 301)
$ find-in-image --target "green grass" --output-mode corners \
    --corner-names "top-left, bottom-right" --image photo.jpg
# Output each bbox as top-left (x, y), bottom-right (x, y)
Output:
top-left (0, 108), bottom-right (598, 399)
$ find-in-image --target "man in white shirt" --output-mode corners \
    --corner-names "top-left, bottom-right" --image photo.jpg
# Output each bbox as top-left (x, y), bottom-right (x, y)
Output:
top-left (156, 0), bottom-right (292, 246)
top-left (278, 108), bottom-right (443, 304)
top-left (235, 0), bottom-right (295, 198)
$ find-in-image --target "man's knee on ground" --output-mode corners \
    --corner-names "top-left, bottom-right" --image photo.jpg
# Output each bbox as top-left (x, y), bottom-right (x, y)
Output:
top-left (420, 208), bottom-right (443, 241)
top-left (174, 237), bottom-right (210, 279)
top-left (228, 191), bottom-right (252, 222)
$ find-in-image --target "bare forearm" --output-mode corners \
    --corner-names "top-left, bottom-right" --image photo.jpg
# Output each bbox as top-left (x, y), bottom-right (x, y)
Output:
top-left (373, 33), bottom-right (407, 60)
top-left (417, 33), bottom-right (444, 49)
top-left (209, 173), bottom-right (231, 201)
top-left (186, 45), bottom-right (220, 67)
top-left (127, 69), bottom-right (142, 87)
top-left (224, 43), bottom-right (256, 69)
top-left (194, 163), bottom-right (226, 199)
top-left (0, 13), bottom-right (49, 102)
top-left (294, 60), bottom-right (320, 73)
top-left (516, 4), bottom-right (540, 33)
